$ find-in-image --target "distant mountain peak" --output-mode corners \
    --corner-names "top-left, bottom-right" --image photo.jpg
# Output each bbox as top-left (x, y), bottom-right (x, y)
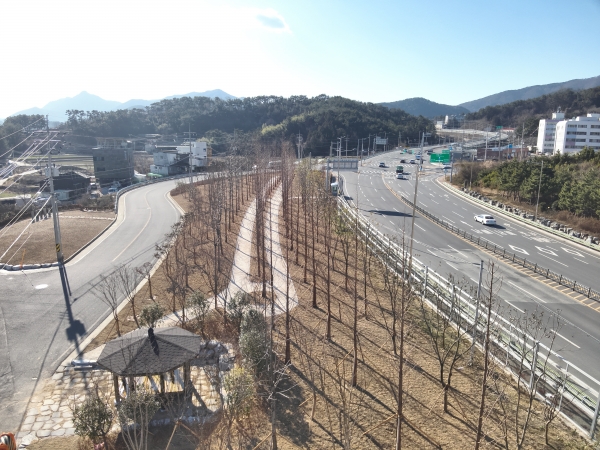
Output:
top-left (11, 89), bottom-right (238, 122)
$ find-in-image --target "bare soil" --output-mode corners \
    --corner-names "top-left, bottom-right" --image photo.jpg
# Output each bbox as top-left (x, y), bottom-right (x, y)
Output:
top-left (0, 211), bottom-right (114, 265)
top-left (85, 175), bottom-right (253, 352)
top-left (32, 173), bottom-right (596, 449)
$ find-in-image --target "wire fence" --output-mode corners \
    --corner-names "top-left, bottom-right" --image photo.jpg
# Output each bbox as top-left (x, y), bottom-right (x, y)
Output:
top-left (336, 197), bottom-right (600, 440)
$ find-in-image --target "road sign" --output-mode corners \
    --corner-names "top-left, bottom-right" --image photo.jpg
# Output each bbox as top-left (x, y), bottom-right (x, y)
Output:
top-left (442, 149), bottom-right (450, 154)
top-left (496, 126), bottom-right (503, 130)
top-left (375, 137), bottom-right (387, 145)
top-left (430, 154), bottom-right (450, 163)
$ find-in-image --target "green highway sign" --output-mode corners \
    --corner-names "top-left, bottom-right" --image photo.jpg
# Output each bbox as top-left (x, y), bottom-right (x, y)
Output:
top-left (430, 153), bottom-right (450, 163)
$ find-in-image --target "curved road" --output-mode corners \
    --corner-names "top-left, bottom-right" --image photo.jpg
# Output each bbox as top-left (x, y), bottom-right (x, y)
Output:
top-left (343, 150), bottom-right (600, 383)
top-left (0, 180), bottom-right (182, 431)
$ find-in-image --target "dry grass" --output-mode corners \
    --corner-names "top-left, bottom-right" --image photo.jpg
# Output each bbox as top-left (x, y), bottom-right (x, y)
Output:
top-left (0, 211), bottom-right (114, 265)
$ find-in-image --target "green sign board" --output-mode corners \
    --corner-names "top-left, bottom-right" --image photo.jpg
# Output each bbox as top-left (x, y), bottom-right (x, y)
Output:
top-left (442, 149), bottom-right (450, 154)
top-left (430, 153), bottom-right (450, 163)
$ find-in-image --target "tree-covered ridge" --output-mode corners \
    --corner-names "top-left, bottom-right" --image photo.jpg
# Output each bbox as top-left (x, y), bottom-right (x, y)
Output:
top-left (475, 148), bottom-right (600, 218)
top-left (466, 87), bottom-right (600, 127)
top-left (0, 114), bottom-right (46, 157)
top-left (63, 95), bottom-right (435, 156)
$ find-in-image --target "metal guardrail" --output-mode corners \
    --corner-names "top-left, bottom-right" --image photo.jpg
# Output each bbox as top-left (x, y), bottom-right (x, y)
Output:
top-left (113, 173), bottom-right (192, 214)
top-left (336, 198), bottom-right (600, 439)
top-left (395, 191), bottom-right (600, 302)
top-left (441, 180), bottom-right (600, 253)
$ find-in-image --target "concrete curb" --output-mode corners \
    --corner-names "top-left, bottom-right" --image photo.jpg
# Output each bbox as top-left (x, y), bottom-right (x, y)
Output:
top-left (437, 177), bottom-right (600, 254)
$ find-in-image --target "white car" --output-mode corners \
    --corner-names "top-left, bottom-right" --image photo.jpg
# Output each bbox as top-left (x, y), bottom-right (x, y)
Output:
top-left (396, 173), bottom-right (406, 179)
top-left (475, 214), bottom-right (496, 225)
top-left (409, 159), bottom-right (415, 164)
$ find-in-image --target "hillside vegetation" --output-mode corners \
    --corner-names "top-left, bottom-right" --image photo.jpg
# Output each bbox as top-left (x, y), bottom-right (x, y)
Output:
top-left (379, 97), bottom-right (469, 118)
top-left (459, 74), bottom-right (600, 112)
top-left (62, 95), bottom-right (435, 156)
top-left (455, 147), bottom-right (600, 232)
top-left (465, 87), bottom-right (600, 133)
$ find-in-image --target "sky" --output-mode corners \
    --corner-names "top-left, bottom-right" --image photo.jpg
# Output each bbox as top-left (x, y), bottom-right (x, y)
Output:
top-left (2, 0), bottom-right (600, 118)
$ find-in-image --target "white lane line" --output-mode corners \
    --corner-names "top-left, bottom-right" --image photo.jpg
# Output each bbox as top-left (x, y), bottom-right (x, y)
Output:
top-left (505, 300), bottom-right (525, 314)
top-left (573, 257), bottom-right (588, 265)
top-left (552, 330), bottom-right (580, 349)
top-left (381, 197), bottom-right (386, 201)
top-left (431, 200), bottom-right (439, 204)
top-left (442, 216), bottom-right (455, 223)
top-left (537, 252), bottom-right (569, 267)
top-left (393, 207), bottom-right (399, 212)
top-left (415, 224), bottom-right (426, 231)
top-left (507, 281), bottom-right (546, 303)
top-left (452, 212), bottom-right (464, 218)
top-left (462, 207), bottom-right (467, 211)
top-left (447, 245), bottom-right (471, 261)
top-left (447, 262), bottom-right (459, 271)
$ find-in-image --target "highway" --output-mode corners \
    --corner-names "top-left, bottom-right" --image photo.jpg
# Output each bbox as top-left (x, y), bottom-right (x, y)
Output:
top-left (0, 179), bottom-right (182, 431)
top-left (342, 149), bottom-right (600, 383)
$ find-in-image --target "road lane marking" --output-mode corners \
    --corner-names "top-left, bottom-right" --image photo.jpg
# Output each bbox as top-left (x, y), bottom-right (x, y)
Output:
top-left (452, 212), bottom-right (464, 218)
top-left (552, 330), bottom-right (580, 349)
top-left (505, 300), bottom-right (525, 313)
top-left (507, 281), bottom-right (546, 303)
top-left (442, 216), bottom-right (455, 223)
top-left (537, 253), bottom-right (569, 267)
top-left (573, 257), bottom-right (588, 265)
top-left (431, 200), bottom-right (439, 204)
top-left (447, 245), bottom-right (471, 261)
top-left (447, 262), bottom-right (459, 271)
top-left (509, 245), bottom-right (529, 255)
top-left (415, 224), bottom-right (426, 231)
top-left (112, 191), bottom-right (152, 262)
top-left (536, 246), bottom-right (557, 256)
top-left (561, 247), bottom-right (584, 257)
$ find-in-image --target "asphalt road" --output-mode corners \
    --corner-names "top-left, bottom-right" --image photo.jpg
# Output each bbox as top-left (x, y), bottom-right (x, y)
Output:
top-left (343, 150), bottom-right (600, 384)
top-left (0, 179), bottom-right (182, 431)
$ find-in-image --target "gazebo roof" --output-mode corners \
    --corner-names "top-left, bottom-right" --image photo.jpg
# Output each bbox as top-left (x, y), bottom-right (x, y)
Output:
top-left (97, 327), bottom-right (202, 376)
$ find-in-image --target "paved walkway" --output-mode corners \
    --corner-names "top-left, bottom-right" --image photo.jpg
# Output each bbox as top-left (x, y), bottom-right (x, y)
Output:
top-left (17, 183), bottom-right (298, 446)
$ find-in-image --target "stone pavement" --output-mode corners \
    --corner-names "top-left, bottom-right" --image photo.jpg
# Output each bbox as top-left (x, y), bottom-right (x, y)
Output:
top-left (17, 182), bottom-right (296, 446)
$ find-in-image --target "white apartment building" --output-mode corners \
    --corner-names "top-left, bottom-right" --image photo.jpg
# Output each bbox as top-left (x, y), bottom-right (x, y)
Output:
top-left (554, 113), bottom-right (600, 154)
top-left (150, 140), bottom-right (210, 176)
top-left (536, 110), bottom-right (564, 154)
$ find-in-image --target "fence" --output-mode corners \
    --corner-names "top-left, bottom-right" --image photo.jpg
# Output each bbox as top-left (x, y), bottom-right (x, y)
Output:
top-left (336, 198), bottom-right (600, 439)
top-left (394, 191), bottom-right (600, 302)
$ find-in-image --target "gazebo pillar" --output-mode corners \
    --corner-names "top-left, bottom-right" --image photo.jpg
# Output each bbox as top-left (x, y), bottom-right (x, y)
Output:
top-left (183, 362), bottom-right (191, 391)
top-left (160, 374), bottom-right (165, 394)
top-left (113, 374), bottom-right (121, 404)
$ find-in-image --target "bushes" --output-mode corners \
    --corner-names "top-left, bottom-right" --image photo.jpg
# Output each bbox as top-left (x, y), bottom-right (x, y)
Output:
top-left (239, 309), bottom-right (269, 377)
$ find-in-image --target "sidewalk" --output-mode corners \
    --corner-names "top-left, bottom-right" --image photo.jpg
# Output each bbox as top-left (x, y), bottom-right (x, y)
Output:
top-left (17, 183), bottom-right (298, 446)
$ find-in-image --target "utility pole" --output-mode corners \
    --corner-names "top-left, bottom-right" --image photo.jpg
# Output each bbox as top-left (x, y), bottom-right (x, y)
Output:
top-left (408, 131), bottom-right (425, 274)
top-left (485, 128), bottom-right (488, 161)
top-left (297, 132), bottom-right (303, 159)
top-left (188, 123), bottom-right (193, 184)
top-left (469, 260), bottom-right (484, 365)
top-left (48, 151), bottom-right (71, 302)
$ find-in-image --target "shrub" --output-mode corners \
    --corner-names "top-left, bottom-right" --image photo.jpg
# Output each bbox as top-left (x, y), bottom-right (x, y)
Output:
top-left (73, 392), bottom-right (113, 446)
top-left (239, 310), bottom-right (268, 377)
top-left (139, 303), bottom-right (164, 328)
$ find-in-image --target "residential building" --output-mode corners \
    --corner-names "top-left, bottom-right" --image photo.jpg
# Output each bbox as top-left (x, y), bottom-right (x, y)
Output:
top-left (92, 138), bottom-right (134, 187)
top-left (536, 110), bottom-right (565, 154)
top-left (150, 140), bottom-right (210, 176)
top-left (554, 113), bottom-right (600, 154)
top-left (39, 171), bottom-right (90, 195)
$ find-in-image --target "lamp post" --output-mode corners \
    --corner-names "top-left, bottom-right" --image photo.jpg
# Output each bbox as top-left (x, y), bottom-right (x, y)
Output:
top-left (534, 159), bottom-right (544, 221)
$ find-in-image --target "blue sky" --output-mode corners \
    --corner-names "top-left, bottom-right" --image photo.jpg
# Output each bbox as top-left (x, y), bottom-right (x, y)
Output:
top-left (2, 0), bottom-right (600, 117)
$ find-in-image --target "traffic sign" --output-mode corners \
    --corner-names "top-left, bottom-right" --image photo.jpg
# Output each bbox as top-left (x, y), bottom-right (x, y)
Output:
top-left (430, 154), bottom-right (450, 163)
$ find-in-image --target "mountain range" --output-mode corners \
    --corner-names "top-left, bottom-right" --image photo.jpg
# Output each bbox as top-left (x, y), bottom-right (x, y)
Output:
top-left (13, 89), bottom-right (237, 122)
top-left (382, 74), bottom-right (600, 118)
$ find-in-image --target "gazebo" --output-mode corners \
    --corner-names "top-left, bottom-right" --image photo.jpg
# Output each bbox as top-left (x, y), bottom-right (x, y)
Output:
top-left (97, 327), bottom-right (203, 403)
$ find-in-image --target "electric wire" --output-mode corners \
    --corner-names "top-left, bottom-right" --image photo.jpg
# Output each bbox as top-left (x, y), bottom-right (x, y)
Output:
top-left (0, 117), bottom-right (45, 141)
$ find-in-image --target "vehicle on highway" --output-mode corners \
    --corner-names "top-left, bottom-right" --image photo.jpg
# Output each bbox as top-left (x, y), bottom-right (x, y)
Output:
top-left (474, 214), bottom-right (496, 225)
top-left (442, 164), bottom-right (451, 170)
top-left (108, 187), bottom-right (118, 194)
top-left (396, 165), bottom-right (404, 173)
top-left (396, 173), bottom-right (406, 179)
top-left (400, 159), bottom-right (406, 163)
top-left (415, 155), bottom-right (421, 160)
top-left (378, 161), bottom-right (386, 167)
top-left (409, 159), bottom-right (415, 164)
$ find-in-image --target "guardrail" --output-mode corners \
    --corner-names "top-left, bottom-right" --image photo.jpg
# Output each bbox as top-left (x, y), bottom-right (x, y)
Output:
top-left (336, 197), bottom-right (600, 439)
top-left (113, 173), bottom-right (192, 214)
top-left (440, 179), bottom-right (600, 252)
top-left (392, 191), bottom-right (600, 302)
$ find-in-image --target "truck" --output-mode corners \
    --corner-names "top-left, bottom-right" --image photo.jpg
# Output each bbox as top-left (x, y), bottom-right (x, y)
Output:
top-left (396, 165), bottom-right (404, 174)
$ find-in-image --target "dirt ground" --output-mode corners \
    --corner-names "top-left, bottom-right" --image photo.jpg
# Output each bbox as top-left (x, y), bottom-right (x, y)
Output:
top-left (0, 210), bottom-right (114, 265)
top-left (85, 175), bottom-right (253, 352)
top-left (27, 173), bottom-right (597, 449)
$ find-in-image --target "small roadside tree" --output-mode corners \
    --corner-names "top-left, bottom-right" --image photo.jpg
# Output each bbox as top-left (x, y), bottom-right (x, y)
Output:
top-left (73, 391), bottom-right (113, 449)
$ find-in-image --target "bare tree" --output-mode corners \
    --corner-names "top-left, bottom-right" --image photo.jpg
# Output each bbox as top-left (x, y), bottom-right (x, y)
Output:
top-left (117, 386), bottom-right (160, 450)
top-left (94, 270), bottom-right (123, 337)
top-left (419, 275), bottom-right (472, 413)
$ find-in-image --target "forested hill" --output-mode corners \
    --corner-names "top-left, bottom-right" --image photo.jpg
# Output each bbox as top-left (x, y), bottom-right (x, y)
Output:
top-left (62, 95), bottom-right (436, 156)
top-left (465, 86), bottom-right (600, 135)
top-left (380, 97), bottom-right (469, 118)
